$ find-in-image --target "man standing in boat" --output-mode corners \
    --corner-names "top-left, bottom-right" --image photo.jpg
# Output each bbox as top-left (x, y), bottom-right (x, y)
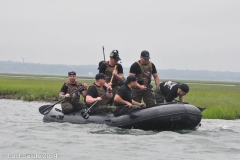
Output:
top-left (154, 81), bottom-right (189, 103)
top-left (98, 50), bottom-right (125, 105)
top-left (129, 50), bottom-right (160, 107)
top-left (86, 73), bottom-right (116, 114)
top-left (113, 75), bottom-right (145, 116)
top-left (59, 71), bottom-right (88, 114)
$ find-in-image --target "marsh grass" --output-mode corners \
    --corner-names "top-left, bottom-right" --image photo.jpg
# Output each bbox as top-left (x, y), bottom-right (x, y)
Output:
top-left (0, 74), bottom-right (240, 119)
top-left (0, 74), bottom-right (94, 101)
top-left (184, 83), bottom-right (240, 119)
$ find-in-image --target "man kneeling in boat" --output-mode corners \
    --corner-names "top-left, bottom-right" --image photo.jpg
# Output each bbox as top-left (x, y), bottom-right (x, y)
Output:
top-left (59, 71), bottom-right (88, 114)
top-left (86, 73), bottom-right (116, 114)
top-left (113, 75), bottom-right (146, 116)
top-left (154, 81), bottom-right (189, 104)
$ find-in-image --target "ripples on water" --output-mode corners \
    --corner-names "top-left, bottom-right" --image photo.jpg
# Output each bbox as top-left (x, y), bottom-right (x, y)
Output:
top-left (0, 99), bottom-right (240, 160)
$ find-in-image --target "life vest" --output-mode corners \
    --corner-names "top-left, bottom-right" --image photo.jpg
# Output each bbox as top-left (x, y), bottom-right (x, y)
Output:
top-left (91, 83), bottom-right (109, 106)
top-left (136, 61), bottom-right (152, 86)
top-left (64, 81), bottom-right (83, 105)
top-left (104, 61), bottom-right (119, 86)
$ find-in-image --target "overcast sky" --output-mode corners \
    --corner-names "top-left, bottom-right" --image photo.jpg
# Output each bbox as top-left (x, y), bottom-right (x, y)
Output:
top-left (1, 0), bottom-right (240, 72)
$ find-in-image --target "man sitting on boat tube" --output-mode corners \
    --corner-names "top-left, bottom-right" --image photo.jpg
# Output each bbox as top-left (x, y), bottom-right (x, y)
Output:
top-left (59, 71), bottom-right (88, 114)
top-left (86, 73), bottom-right (116, 114)
top-left (113, 75), bottom-right (146, 116)
top-left (154, 81), bottom-right (189, 104)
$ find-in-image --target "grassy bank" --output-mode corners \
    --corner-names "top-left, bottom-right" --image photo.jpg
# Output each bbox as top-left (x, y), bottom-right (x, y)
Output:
top-left (0, 73), bottom-right (240, 119)
top-left (0, 74), bottom-right (94, 102)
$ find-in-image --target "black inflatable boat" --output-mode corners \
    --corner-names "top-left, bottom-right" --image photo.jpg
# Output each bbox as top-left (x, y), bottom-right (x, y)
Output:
top-left (43, 102), bottom-right (204, 131)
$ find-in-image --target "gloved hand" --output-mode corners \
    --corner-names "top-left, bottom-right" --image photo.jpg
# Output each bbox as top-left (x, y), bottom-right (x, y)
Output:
top-left (78, 85), bottom-right (85, 92)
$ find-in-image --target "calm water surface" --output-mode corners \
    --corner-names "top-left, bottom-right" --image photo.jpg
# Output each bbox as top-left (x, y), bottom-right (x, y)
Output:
top-left (0, 99), bottom-right (239, 160)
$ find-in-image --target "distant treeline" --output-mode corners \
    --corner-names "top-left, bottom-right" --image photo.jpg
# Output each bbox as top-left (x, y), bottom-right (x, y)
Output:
top-left (1, 61), bottom-right (240, 81)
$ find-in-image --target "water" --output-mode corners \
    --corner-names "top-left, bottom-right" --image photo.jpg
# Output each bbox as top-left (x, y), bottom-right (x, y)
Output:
top-left (0, 99), bottom-right (239, 160)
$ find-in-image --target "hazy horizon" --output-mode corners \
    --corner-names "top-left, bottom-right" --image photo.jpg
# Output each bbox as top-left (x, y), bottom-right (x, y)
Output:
top-left (1, 0), bottom-right (240, 72)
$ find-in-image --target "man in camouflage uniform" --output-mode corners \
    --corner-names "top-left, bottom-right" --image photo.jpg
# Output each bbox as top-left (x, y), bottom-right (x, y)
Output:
top-left (59, 71), bottom-right (88, 114)
top-left (86, 73), bottom-right (116, 114)
top-left (98, 50), bottom-right (124, 105)
top-left (113, 75), bottom-right (146, 116)
top-left (129, 50), bottom-right (160, 107)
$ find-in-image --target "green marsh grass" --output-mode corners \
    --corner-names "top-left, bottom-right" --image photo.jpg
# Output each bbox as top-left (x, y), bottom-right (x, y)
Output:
top-left (0, 74), bottom-right (240, 119)
top-left (184, 83), bottom-right (240, 119)
top-left (0, 74), bottom-right (94, 101)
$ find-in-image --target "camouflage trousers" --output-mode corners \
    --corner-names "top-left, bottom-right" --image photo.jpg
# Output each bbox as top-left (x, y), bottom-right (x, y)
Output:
top-left (61, 101), bottom-right (86, 114)
top-left (107, 86), bottom-right (120, 105)
top-left (89, 105), bottom-right (117, 115)
top-left (113, 105), bottom-right (142, 116)
top-left (154, 88), bottom-right (165, 104)
top-left (132, 87), bottom-right (155, 107)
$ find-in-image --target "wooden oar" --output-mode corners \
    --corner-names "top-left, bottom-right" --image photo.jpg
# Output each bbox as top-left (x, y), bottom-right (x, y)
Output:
top-left (109, 65), bottom-right (117, 83)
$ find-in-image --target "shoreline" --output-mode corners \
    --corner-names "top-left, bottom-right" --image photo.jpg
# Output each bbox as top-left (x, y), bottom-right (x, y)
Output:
top-left (0, 96), bottom-right (57, 103)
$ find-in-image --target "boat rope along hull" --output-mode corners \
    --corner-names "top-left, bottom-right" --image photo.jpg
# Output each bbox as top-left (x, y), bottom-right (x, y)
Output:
top-left (43, 103), bottom-right (202, 131)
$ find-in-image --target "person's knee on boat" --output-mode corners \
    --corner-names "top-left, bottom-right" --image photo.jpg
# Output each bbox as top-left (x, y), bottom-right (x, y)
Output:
top-left (98, 50), bottom-right (125, 105)
top-left (129, 50), bottom-right (161, 107)
top-left (113, 75), bottom-right (146, 116)
top-left (85, 73), bottom-right (115, 115)
top-left (154, 81), bottom-right (189, 103)
top-left (59, 71), bottom-right (88, 114)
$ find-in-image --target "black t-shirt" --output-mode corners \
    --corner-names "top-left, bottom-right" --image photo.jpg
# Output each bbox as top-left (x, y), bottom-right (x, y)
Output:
top-left (160, 81), bottom-right (180, 102)
top-left (87, 83), bottom-right (107, 98)
top-left (114, 84), bottom-right (132, 106)
top-left (99, 62), bottom-right (123, 74)
top-left (129, 61), bottom-right (157, 84)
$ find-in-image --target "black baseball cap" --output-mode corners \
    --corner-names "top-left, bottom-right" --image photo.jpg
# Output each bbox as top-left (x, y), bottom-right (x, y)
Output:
top-left (179, 83), bottom-right (189, 93)
top-left (68, 71), bottom-right (76, 76)
top-left (126, 75), bottom-right (137, 84)
top-left (141, 50), bottom-right (150, 60)
top-left (95, 73), bottom-right (107, 80)
top-left (110, 50), bottom-right (121, 61)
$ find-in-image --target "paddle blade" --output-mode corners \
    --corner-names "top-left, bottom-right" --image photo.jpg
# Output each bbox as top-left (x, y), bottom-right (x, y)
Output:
top-left (197, 107), bottom-right (206, 112)
top-left (81, 109), bottom-right (89, 119)
top-left (39, 105), bottom-right (54, 115)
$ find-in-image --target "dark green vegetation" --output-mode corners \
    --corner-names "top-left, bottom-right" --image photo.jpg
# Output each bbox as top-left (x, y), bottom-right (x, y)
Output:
top-left (0, 73), bottom-right (239, 119)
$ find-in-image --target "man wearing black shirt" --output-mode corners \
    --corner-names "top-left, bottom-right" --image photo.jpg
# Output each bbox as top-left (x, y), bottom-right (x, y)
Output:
top-left (59, 71), bottom-right (88, 114)
top-left (155, 81), bottom-right (190, 103)
top-left (114, 75), bottom-right (145, 116)
top-left (129, 50), bottom-right (160, 107)
top-left (99, 50), bottom-right (125, 105)
top-left (86, 73), bottom-right (116, 114)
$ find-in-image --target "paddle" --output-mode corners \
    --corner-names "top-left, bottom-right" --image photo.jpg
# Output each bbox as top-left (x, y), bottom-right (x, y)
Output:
top-left (110, 65), bottom-right (117, 83)
top-left (81, 90), bottom-right (108, 119)
top-left (102, 46), bottom-right (105, 61)
top-left (39, 86), bottom-right (84, 115)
